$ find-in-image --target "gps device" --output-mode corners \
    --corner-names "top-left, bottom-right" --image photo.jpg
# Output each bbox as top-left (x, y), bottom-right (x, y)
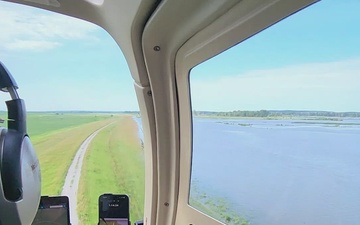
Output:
top-left (31, 196), bottom-right (70, 225)
top-left (99, 194), bottom-right (129, 225)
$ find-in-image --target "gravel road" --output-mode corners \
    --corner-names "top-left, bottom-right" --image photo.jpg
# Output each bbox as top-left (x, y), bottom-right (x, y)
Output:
top-left (61, 123), bottom-right (113, 225)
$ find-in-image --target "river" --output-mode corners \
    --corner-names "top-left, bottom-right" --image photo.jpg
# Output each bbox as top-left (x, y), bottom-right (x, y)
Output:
top-left (190, 118), bottom-right (360, 225)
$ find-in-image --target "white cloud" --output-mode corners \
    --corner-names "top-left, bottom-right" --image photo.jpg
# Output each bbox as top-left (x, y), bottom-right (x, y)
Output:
top-left (191, 59), bottom-right (360, 112)
top-left (5, 40), bottom-right (61, 50)
top-left (0, 1), bottom-right (99, 51)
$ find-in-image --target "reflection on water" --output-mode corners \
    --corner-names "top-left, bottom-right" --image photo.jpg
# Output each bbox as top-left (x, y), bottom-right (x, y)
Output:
top-left (190, 118), bottom-right (360, 225)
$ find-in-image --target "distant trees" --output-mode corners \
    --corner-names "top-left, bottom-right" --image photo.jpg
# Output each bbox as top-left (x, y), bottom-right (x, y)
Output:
top-left (193, 110), bottom-right (270, 117)
top-left (192, 110), bottom-right (360, 118)
top-left (216, 110), bottom-right (270, 117)
top-left (270, 110), bottom-right (360, 118)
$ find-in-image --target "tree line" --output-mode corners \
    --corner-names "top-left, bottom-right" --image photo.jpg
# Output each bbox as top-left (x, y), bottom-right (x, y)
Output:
top-left (193, 110), bottom-right (360, 118)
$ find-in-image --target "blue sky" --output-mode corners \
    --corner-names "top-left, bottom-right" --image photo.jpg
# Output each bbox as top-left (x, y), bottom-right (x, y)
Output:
top-left (0, 0), bottom-right (359, 112)
top-left (0, 1), bottom-right (135, 111)
top-left (191, 0), bottom-right (360, 112)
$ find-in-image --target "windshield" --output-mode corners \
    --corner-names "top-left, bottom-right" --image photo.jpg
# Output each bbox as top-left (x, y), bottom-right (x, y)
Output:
top-left (0, 1), bottom-right (145, 224)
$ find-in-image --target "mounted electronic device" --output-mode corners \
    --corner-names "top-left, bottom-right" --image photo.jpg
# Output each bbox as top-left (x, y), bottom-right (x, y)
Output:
top-left (98, 194), bottom-right (130, 225)
top-left (31, 196), bottom-right (70, 225)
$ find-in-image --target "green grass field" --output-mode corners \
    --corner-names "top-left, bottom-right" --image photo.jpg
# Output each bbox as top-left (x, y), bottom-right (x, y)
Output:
top-left (27, 113), bottom-right (115, 137)
top-left (0, 112), bottom-right (113, 137)
top-left (1, 112), bottom-right (120, 194)
top-left (1, 112), bottom-right (145, 219)
top-left (77, 116), bottom-right (145, 224)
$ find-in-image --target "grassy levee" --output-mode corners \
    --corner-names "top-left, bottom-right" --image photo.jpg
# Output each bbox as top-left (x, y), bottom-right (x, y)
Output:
top-left (32, 115), bottom-right (119, 195)
top-left (78, 116), bottom-right (145, 225)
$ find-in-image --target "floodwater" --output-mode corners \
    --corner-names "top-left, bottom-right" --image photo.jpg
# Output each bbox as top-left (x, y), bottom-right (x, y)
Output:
top-left (190, 118), bottom-right (360, 225)
top-left (133, 116), bottom-right (144, 141)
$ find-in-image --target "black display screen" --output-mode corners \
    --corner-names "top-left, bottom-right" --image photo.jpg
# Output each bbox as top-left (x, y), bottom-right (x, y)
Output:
top-left (99, 194), bottom-right (129, 225)
top-left (32, 196), bottom-right (70, 225)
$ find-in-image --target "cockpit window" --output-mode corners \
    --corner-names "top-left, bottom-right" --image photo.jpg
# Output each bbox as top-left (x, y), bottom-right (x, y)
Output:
top-left (189, 1), bottom-right (360, 225)
top-left (0, 1), bottom-right (144, 224)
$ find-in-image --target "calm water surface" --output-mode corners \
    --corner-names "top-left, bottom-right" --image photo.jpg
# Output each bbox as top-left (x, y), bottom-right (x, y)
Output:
top-left (191, 118), bottom-right (360, 225)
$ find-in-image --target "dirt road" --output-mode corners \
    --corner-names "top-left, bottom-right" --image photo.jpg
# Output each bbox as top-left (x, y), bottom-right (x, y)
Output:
top-left (61, 123), bottom-right (113, 225)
